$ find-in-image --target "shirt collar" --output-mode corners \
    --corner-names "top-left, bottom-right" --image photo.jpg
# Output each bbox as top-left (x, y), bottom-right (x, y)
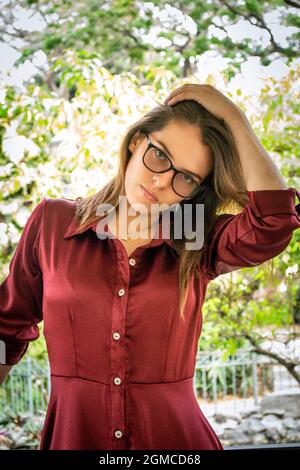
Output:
top-left (64, 209), bottom-right (175, 250)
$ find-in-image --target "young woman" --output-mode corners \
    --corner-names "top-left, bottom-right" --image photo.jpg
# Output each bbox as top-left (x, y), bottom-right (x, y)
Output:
top-left (0, 84), bottom-right (299, 450)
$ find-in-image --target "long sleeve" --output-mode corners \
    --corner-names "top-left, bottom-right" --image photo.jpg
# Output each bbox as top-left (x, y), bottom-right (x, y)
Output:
top-left (0, 198), bottom-right (46, 365)
top-left (202, 187), bottom-right (300, 281)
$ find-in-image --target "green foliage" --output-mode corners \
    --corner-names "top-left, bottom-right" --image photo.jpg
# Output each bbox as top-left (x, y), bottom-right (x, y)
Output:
top-left (1, 0), bottom-right (299, 79)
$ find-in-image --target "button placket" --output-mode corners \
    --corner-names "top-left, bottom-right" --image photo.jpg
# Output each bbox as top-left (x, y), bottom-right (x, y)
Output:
top-left (110, 253), bottom-right (130, 449)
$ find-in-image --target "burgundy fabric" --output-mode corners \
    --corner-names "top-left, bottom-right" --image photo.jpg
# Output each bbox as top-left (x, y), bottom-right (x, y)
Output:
top-left (0, 187), bottom-right (299, 450)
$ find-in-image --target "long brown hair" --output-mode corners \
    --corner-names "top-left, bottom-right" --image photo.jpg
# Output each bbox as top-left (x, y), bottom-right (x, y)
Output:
top-left (74, 100), bottom-right (252, 320)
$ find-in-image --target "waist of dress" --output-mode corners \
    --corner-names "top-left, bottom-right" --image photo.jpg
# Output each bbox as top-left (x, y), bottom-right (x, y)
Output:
top-left (50, 374), bottom-right (195, 386)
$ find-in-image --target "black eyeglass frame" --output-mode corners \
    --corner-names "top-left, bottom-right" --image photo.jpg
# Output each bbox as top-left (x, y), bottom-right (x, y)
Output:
top-left (141, 132), bottom-right (203, 200)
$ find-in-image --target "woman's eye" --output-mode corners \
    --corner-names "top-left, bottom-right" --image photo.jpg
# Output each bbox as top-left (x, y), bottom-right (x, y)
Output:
top-left (155, 149), bottom-right (167, 160)
top-left (182, 174), bottom-right (193, 184)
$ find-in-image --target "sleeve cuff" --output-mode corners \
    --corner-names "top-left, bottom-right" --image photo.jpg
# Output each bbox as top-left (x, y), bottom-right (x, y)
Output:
top-left (1, 341), bottom-right (29, 365)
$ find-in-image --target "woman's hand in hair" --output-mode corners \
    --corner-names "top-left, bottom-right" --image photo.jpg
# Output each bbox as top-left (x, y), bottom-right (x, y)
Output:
top-left (164, 83), bottom-right (244, 123)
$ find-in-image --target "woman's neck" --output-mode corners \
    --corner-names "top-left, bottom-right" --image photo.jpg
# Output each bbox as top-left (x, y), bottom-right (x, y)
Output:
top-left (108, 206), bottom-right (160, 241)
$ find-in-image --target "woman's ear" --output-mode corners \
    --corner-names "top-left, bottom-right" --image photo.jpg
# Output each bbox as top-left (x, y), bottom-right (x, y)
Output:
top-left (129, 131), bottom-right (145, 154)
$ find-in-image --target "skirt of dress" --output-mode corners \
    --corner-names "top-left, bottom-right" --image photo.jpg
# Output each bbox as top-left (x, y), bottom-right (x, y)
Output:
top-left (39, 375), bottom-right (224, 450)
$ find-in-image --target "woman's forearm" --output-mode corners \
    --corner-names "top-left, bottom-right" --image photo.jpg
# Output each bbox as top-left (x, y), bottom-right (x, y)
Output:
top-left (227, 111), bottom-right (287, 191)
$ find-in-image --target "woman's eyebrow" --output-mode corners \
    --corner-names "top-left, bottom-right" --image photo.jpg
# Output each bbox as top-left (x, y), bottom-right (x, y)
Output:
top-left (155, 138), bottom-right (202, 181)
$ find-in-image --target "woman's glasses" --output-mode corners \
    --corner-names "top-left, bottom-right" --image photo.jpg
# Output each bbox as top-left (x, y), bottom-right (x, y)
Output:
top-left (141, 132), bottom-right (203, 199)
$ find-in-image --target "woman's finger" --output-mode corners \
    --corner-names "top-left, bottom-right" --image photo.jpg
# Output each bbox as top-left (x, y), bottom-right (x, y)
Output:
top-left (165, 91), bottom-right (186, 105)
top-left (164, 84), bottom-right (202, 104)
top-left (164, 86), bottom-right (187, 103)
top-left (167, 91), bottom-right (199, 106)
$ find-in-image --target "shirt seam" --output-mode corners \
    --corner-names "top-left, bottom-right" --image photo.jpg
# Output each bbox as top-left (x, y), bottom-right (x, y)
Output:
top-left (36, 197), bottom-right (47, 268)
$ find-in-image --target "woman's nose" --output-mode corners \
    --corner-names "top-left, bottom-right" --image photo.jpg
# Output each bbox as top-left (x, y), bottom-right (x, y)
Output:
top-left (153, 170), bottom-right (174, 189)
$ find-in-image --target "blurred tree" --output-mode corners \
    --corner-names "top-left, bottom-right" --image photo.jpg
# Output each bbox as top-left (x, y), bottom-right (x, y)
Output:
top-left (0, 0), bottom-right (299, 84)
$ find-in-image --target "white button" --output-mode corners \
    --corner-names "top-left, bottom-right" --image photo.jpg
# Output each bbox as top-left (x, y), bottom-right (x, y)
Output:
top-left (118, 289), bottom-right (125, 296)
top-left (115, 430), bottom-right (123, 438)
top-left (129, 258), bottom-right (136, 266)
top-left (113, 332), bottom-right (120, 340)
top-left (114, 377), bottom-right (121, 385)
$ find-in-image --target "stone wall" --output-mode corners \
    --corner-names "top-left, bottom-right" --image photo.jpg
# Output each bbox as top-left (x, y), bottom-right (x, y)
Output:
top-left (208, 389), bottom-right (300, 446)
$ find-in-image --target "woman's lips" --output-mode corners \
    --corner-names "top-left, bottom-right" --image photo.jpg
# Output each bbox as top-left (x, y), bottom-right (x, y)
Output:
top-left (140, 185), bottom-right (158, 202)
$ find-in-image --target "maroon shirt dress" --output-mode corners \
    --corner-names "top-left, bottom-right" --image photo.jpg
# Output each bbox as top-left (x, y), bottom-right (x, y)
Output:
top-left (0, 187), bottom-right (299, 450)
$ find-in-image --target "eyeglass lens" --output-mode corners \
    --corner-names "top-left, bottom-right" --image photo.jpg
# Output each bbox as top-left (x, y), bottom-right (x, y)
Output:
top-left (143, 147), bottom-right (199, 198)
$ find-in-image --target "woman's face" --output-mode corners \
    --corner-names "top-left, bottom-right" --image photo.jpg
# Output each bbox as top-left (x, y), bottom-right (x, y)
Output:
top-left (125, 120), bottom-right (214, 214)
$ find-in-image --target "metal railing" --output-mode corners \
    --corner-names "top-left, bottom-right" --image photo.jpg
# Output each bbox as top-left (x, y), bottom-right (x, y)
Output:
top-left (0, 357), bottom-right (50, 419)
top-left (193, 349), bottom-right (300, 415)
